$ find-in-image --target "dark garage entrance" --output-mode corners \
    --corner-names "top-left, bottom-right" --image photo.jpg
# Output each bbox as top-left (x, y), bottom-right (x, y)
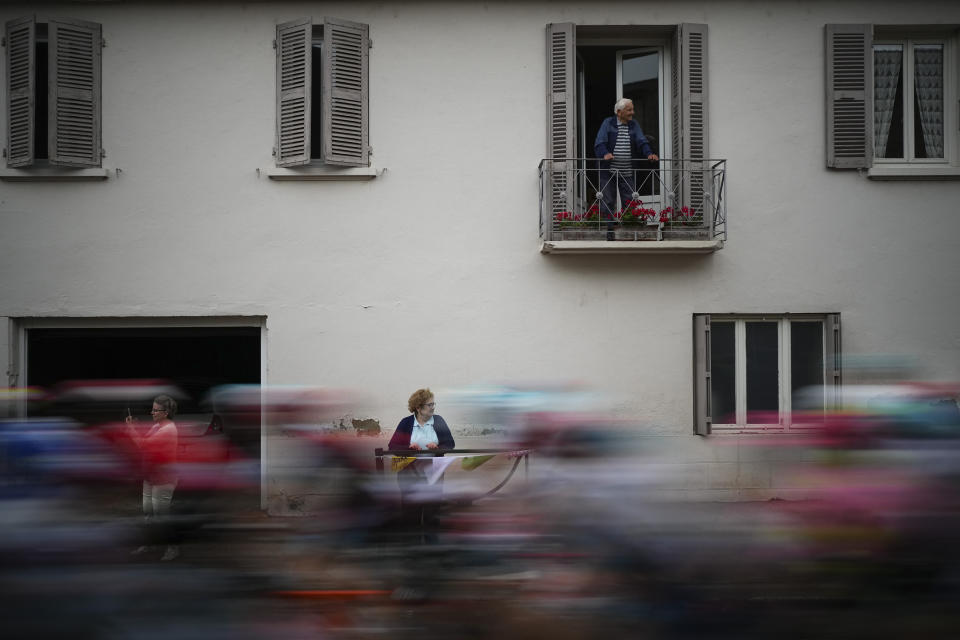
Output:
top-left (26, 325), bottom-right (262, 458)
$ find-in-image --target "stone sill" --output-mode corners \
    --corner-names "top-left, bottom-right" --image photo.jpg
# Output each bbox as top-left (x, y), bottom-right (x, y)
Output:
top-left (540, 239), bottom-right (723, 254)
top-left (867, 165), bottom-right (960, 180)
top-left (261, 166), bottom-right (380, 181)
top-left (0, 167), bottom-right (110, 181)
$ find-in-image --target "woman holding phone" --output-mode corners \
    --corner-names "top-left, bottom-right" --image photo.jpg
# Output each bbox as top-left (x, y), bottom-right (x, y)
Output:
top-left (126, 394), bottom-right (179, 560)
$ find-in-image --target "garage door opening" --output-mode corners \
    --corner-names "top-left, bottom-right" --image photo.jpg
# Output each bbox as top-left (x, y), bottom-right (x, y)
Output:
top-left (26, 326), bottom-right (262, 459)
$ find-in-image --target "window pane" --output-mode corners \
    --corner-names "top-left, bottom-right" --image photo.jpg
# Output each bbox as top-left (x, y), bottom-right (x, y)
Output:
top-left (620, 50), bottom-right (661, 197)
top-left (791, 322), bottom-right (824, 411)
top-left (310, 39), bottom-right (323, 159)
top-left (874, 44), bottom-right (903, 159)
top-left (913, 44), bottom-right (943, 159)
top-left (746, 322), bottom-right (778, 423)
top-left (710, 321), bottom-right (736, 424)
top-left (621, 51), bottom-right (660, 154)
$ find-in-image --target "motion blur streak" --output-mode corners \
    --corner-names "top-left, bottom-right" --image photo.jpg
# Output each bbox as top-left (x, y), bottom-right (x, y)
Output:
top-left (1, 378), bottom-right (959, 638)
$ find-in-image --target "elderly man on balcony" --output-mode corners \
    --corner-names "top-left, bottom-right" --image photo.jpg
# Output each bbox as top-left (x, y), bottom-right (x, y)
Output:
top-left (594, 98), bottom-right (659, 219)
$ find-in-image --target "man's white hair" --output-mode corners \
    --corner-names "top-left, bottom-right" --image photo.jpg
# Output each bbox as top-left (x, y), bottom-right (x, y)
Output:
top-left (614, 97), bottom-right (633, 113)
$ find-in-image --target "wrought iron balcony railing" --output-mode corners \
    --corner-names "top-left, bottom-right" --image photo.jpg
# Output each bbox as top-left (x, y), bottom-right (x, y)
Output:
top-left (538, 158), bottom-right (727, 247)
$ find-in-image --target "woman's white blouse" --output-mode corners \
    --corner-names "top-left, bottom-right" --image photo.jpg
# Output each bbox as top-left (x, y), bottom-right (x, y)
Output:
top-left (410, 415), bottom-right (439, 449)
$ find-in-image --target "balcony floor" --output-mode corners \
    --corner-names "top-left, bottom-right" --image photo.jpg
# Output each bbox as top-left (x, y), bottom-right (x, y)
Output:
top-left (540, 239), bottom-right (723, 254)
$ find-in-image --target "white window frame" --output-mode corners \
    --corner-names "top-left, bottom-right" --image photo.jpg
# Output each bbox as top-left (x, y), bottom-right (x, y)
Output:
top-left (574, 37), bottom-right (674, 213)
top-left (708, 315), bottom-right (831, 434)
top-left (615, 45), bottom-right (670, 158)
top-left (617, 45), bottom-right (671, 212)
top-left (873, 33), bottom-right (955, 166)
top-left (574, 35), bottom-right (674, 161)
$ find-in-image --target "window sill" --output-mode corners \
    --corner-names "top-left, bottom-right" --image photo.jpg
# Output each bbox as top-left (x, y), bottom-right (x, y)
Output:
top-left (540, 239), bottom-right (723, 254)
top-left (0, 167), bottom-right (110, 182)
top-left (866, 165), bottom-right (960, 180)
top-left (261, 165), bottom-right (380, 181)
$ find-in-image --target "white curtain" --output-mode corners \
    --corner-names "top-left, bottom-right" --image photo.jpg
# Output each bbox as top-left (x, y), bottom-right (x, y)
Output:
top-left (914, 45), bottom-right (944, 158)
top-left (873, 47), bottom-right (902, 158)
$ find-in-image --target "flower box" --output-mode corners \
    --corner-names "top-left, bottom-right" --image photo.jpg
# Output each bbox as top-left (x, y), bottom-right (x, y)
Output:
top-left (558, 227), bottom-right (607, 241)
top-left (613, 226), bottom-right (658, 241)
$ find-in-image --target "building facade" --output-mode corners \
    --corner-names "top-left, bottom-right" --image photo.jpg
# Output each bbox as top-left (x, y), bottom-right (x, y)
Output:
top-left (3, 0), bottom-right (959, 506)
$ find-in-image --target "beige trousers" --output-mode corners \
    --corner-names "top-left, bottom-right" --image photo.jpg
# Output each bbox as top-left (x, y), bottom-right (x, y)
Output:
top-left (142, 480), bottom-right (176, 517)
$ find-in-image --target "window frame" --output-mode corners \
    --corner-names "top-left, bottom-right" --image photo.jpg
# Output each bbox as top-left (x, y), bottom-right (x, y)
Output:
top-left (693, 313), bottom-right (841, 436)
top-left (873, 34), bottom-right (953, 165)
top-left (826, 23), bottom-right (960, 177)
top-left (574, 37), bottom-right (674, 213)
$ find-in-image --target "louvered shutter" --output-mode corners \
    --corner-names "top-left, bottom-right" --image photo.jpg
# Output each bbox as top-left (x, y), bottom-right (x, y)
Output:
top-left (677, 24), bottom-right (708, 214)
top-left (276, 18), bottom-right (311, 167)
top-left (48, 18), bottom-right (101, 167)
top-left (5, 16), bottom-right (35, 168)
top-left (825, 24), bottom-right (872, 168)
top-left (546, 23), bottom-right (575, 240)
top-left (693, 314), bottom-right (712, 436)
top-left (823, 313), bottom-right (842, 410)
top-left (321, 17), bottom-right (369, 167)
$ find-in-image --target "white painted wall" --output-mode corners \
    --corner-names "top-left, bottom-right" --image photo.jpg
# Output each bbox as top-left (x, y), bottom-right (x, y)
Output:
top-left (2, 1), bottom-right (959, 501)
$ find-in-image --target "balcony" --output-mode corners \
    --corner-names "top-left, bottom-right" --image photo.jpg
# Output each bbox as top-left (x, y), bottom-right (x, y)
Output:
top-left (538, 158), bottom-right (727, 254)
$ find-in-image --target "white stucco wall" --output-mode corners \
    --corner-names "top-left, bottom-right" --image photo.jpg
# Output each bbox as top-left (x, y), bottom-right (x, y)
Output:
top-left (2, 1), bottom-right (959, 501)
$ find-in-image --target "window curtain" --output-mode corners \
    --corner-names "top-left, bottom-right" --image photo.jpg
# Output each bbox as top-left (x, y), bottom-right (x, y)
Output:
top-left (914, 45), bottom-right (944, 158)
top-left (873, 47), bottom-right (902, 158)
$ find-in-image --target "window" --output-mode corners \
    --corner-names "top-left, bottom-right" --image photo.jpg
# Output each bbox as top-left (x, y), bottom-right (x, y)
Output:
top-left (693, 314), bottom-right (841, 435)
top-left (826, 24), bottom-right (958, 173)
top-left (575, 41), bottom-right (669, 209)
top-left (4, 16), bottom-right (102, 168)
top-left (874, 40), bottom-right (944, 161)
top-left (544, 24), bottom-right (715, 242)
top-left (275, 17), bottom-right (369, 168)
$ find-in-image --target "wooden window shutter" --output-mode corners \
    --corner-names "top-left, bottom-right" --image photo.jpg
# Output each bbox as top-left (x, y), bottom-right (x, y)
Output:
top-left (823, 313), bottom-right (842, 410)
top-left (275, 18), bottom-right (311, 167)
top-left (676, 24), bottom-right (708, 213)
top-left (825, 24), bottom-right (872, 168)
top-left (545, 22), bottom-right (575, 239)
top-left (670, 28), bottom-right (681, 207)
top-left (693, 314), bottom-right (712, 436)
top-left (48, 18), bottom-right (102, 167)
top-left (321, 17), bottom-right (369, 167)
top-left (5, 16), bottom-right (35, 168)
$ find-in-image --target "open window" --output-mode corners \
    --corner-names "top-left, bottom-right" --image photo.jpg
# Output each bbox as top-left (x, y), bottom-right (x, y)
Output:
top-left (4, 16), bottom-right (102, 168)
top-left (544, 23), bottom-right (718, 247)
top-left (575, 42), bottom-right (668, 210)
top-left (275, 17), bottom-right (369, 167)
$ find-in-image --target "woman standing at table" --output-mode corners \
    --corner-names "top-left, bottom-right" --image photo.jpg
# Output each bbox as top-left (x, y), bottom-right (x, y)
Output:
top-left (388, 388), bottom-right (454, 543)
